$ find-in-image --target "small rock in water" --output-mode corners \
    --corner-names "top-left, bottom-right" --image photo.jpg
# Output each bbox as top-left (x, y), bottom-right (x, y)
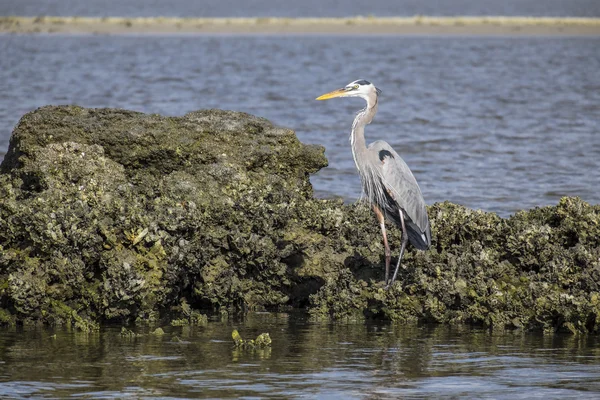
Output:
top-left (151, 327), bottom-right (165, 336)
top-left (232, 329), bottom-right (272, 348)
top-left (120, 327), bottom-right (142, 337)
top-left (255, 333), bottom-right (272, 347)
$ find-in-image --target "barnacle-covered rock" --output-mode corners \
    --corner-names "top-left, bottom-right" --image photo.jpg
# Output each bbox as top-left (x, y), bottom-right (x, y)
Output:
top-left (1, 106), bottom-right (599, 334)
top-left (309, 199), bottom-right (600, 334)
top-left (0, 105), bottom-right (332, 326)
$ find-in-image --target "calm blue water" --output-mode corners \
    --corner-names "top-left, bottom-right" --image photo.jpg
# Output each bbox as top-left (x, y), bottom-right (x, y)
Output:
top-left (0, 314), bottom-right (599, 399)
top-left (1, 0), bottom-right (600, 17)
top-left (1, 35), bottom-right (599, 216)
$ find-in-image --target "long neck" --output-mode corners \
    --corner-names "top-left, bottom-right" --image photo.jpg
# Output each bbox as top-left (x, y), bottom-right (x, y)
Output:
top-left (350, 96), bottom-right (378, 171)
top-left (350, 95), bottom-right (385, 205)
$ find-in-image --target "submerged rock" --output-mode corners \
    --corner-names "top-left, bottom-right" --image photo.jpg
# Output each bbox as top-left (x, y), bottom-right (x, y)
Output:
top-left (151, 327), bottom-right (165, 336)
top-left (120, 327), bottom-right (142, 338)
top-left (0, 105), bottom-right (599, 333)
top-left (232, 329), bottom-right (272, 348)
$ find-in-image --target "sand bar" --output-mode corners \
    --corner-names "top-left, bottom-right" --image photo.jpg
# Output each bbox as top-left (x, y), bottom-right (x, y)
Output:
top-left (1, 16), bottom-right (600, 36)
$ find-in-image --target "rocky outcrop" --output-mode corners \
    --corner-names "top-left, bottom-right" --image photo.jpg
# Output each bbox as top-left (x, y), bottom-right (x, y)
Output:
top-left (0, 106), bottom-right (599, 333)
top-left (311, 198), bottom-right (600, 334)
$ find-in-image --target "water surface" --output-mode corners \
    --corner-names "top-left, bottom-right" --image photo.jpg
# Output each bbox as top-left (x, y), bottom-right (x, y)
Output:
top-left (2, 0), bottom-right (600, 18)
top-left (1, 313), bottom-right (599, 399)
top-left (1, 35), bottom-right (598, 216)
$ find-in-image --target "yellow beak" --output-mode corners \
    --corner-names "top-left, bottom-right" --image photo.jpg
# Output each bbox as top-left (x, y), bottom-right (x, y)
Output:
top-left (316, 88), bottom-right (347, 100)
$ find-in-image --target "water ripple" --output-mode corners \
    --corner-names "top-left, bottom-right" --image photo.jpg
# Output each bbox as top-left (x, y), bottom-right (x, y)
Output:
top-left (1, 35), bottom-right (599, 216)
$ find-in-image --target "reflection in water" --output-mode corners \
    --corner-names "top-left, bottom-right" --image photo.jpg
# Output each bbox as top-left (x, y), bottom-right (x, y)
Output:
top-left (0, 313), bottom-right (599, 398)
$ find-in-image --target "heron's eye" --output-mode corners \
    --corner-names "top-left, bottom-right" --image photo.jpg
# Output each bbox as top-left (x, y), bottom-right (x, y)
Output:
top-left (353, 84), bottom-right (359, 89)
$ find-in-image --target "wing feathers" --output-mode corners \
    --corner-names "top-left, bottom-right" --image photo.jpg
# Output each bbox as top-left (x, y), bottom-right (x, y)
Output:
top-left (369, 140), bottom-right (431, 248)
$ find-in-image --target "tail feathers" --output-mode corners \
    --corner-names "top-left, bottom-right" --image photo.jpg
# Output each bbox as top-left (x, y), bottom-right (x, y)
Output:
top-left (383, 206), bottom-right (432, 250)
top-left (406, 221), bottom-right (431, 250)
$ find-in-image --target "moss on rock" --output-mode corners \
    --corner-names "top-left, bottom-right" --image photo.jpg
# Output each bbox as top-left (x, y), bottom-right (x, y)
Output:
top-left (309, 200), bottom-right (600, 334)
top-left (1, 106), bottom-right (599, 333)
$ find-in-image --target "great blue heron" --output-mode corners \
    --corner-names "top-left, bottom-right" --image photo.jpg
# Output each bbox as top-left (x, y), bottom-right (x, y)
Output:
top-left (316, 79), bottom-right (431, 288)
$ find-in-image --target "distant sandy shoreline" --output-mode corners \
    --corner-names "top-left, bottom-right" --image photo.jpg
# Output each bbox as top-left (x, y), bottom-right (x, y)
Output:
top-left (1, 16), bottom-right (600, 36)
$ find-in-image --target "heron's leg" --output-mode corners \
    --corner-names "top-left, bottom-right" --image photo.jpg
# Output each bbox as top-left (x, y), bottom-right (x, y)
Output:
top-left (389, 209), bottom-right (409, 287)
top-left (373, 204), bottom-right (391, 284)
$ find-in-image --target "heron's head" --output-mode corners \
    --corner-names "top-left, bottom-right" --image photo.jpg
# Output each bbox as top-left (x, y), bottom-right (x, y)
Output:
top-left (316, 79), bottom-right (382, 102)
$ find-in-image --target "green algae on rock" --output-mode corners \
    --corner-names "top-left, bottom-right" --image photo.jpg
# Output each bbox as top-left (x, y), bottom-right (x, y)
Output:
top-left (151, 327), bottom-right (165, 336)
top-left (0, 105), bottom-right (599, 334)
top-left (0, 105), bottom-right (330, 326)
top-left (309, 199), bottom-right (600, 333)
top-left (232, 329), bottom-right (272, 348)
top-left (120, 327), bottom-right (142, 338)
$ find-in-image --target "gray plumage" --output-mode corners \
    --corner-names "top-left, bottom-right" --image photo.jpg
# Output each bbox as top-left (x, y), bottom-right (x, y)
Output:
top-left (316, 79), bottom-right (431, 287)
top-left (368, 140), bottom-right (431, 250)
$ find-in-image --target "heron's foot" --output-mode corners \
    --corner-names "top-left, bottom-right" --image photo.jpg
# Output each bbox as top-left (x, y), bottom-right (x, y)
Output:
top-left (385, 279), bottom-right (401, 291)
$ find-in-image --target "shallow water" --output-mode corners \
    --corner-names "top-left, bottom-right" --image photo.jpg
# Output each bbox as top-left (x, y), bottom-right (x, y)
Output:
top-left (1, 0), bottom-right (600, 18)
top-left (1, 34), bottom-right (599, 216)
top-left (0, 313), bottom-right (599, 399)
